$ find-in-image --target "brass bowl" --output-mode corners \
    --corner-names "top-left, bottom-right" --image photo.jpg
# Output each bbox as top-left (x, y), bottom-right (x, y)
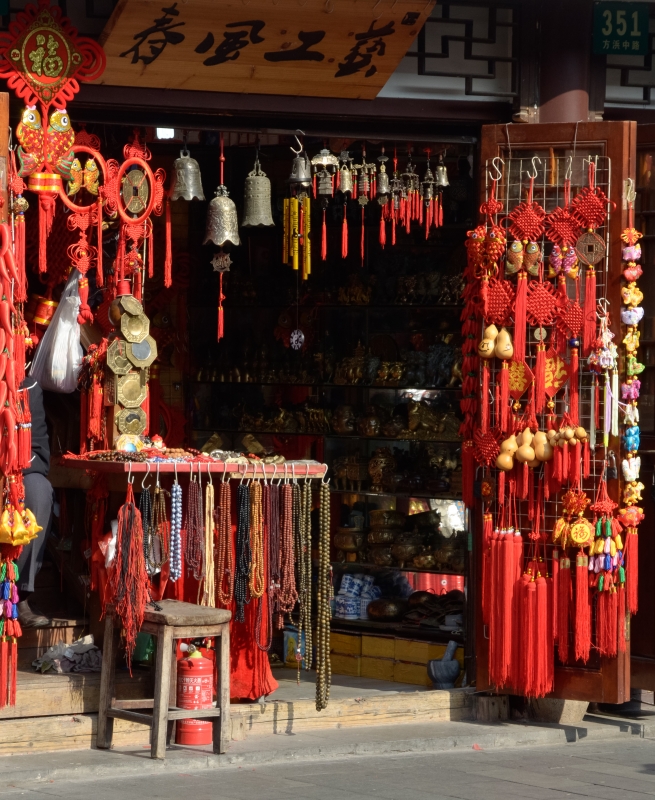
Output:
top-left (366, 599), bottom-right (408, 622)
top-left (391, 542), bottom-right (422, 568)
top-left (369, 509), bottom-right (406, 529)
top-left (367, 527), bottom-right (401, 545)
top-left (408, 590), bottom-right (435, 608)
top-left (412, 510), bottom-right (441, 529)
top-left (412, 553), bottom-right (436, 569)
top-left (333, 530), bottom-right (365, 552)
top-left (368, 546), bottom-right (394, 566)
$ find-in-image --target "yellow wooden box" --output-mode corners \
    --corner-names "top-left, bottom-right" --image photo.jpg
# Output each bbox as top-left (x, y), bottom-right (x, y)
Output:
top-left (361, 656), bottom-right (395, 681)
top-left (330, 633), bottom-right (362, 656)
top-left (393, 661), bottom-right (432, 687)
top-left (394, 639), bottom-right (431, 664)
top-left (331, 653), bottom-right (361, 677)
top-left (361, 635), bottom-right (395, 660)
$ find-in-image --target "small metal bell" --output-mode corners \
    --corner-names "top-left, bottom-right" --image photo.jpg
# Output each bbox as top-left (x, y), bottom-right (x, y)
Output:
top-left (242, 158), bottom-right (274, 227)
top-left (170, 148), bottom-right (205, 201)
top-left (377, 155), bottom-right (390, 197)
top-left (317, 168), bottom-right (333, 197)
top-left (203, 185), bottom-right (240, 247)
top-left (422, 165), bottom-right (435, 202)
top-left (288, 152), bottom-right (312, 187)
top-left (435, 155), bottom-right (449, 187)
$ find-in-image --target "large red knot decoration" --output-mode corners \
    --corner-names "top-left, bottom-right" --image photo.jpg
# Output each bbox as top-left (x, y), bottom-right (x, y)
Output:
top-left (484, 278), bottom-right (515, 326)
top-left (526, 280), bottom-right (562, 327)
top-left (473, 429), bottom-right (501, 467)
top-left (544, 205), bottom-right (581, 248)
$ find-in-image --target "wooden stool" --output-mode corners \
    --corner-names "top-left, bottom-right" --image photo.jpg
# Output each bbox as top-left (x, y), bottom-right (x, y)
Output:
top-left (97, 600), bottom-right (231, 759)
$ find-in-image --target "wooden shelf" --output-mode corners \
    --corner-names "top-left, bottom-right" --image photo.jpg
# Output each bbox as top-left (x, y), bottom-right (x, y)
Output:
top-left (332, 561), bottom-right (465, 576)
top-left (60, 457), bottom-right (327, 478)
top-left (329, 487), bottom-right (461, 501)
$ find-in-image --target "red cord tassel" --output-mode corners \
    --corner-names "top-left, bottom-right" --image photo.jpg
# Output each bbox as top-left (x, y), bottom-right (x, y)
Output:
top-left (618, 585), bottom-right (626, 653)
top-left (561, 441), bottom-right (569, 482)
top-left (535, 575), bottom-right (552, 697)
top-left (379, 213), bottom-right (386, 248)
top-left (38, 193), bottom-right (56, 273)
top-left (96, 197), bottom-right (104, 288)
top-left (462, 440), bottom-right (475, 509)
top-left (482, 513), bottom-right (492, 626)
top-left (500, 361), bottom-right (509, 433)
top-left (583, 267), bottom-right (596, 356)
top-left (523, 578), bottom-right (537, 696)
top-left (14, 215), bottom-right (26, 301)
top-left (626, 527), bottom-right (638, 614)
top-left (534, 343), bottom-right (546, 413)
top-left (438, 195), bottom-right (443, 226)
top-left (514, 272), bottom-right (528, 362)
top-left (569, 440), bottom-right (580, 488)
top-left (569, 347), bottom-right (579, 424)
top-left (583, 439), bottom-right (590, 479)
top-left (500, 534), bottom-right (515, 687)
top-left (164, 198), bottom-right (172, 287)
top-left (597, 585), bottom-right (618, 657)
top-left (321, 209), bottom-right (327, 260)
top-left (480, 362), bottom-right (490, 434)
top-left (552, 549), bottom-right (559, 642)
top-left (574, 554), bottom-right (591, 663)
top-left (217, 273), bottom-right (225, 341)
top-left (361, 206), bottom-right (365, 267)
top-left (0, 636), bottom-right (7, 708)
top-left (341, 205), bottom-right (348, 258)
top-left (8, 639), bottom-right (16, 706)
top-left (557, 557), bottom-right (571, 664)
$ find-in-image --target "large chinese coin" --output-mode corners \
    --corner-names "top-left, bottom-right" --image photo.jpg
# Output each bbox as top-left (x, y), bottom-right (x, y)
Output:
top-left (121, 312), bottom-right (150, 343)
top-left (126, 335), bottom-right (157, 368)
top-left (118, 294), bottom-right (143, 316)
top-left (117, 372), bottom-right (147, 408)
top-left (121, 168), bottom-right (149, 216)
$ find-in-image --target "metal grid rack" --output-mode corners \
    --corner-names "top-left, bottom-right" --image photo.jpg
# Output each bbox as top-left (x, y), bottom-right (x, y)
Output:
top-left (483, 154), bottom-right (613, 549)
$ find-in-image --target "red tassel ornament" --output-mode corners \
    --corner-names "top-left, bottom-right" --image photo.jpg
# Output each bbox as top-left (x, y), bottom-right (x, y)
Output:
top-left (321, 209), bottom-right (327, 260)
top-left (574, 554), bottom-right (591, 663)
top-left (625, 527), bottom-right (639, 614)
top-left (164, 198), bottom-right (172, 287)
top-left (557, 556), bottom-right (571, 664)
top-left (534, 343), bottom-right (546, 413)
top-left (514, 272), bottom-right (528, 362)
top-left (341, 205), bottom-right (348, 258)
top-left (583, 267), bottom-right (596, 356)
top-left (500, 361), bottom-right (510, 433)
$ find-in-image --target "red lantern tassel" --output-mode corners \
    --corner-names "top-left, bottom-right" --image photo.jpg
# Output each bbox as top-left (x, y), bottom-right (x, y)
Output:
top-left (569, 347), bottom-right (579, 425)
top-left (524, 579), bottom-right (537, 696)
top-left (0, 635), bottom-right (7, 708)
top-left (480, 362), bottom-right (490, 434)
top-left (552, 548), bottom-right (559, 643)
top-left (583, 267), bottom-right (596, 356)
top-left (500, 361), bottom-right (509, 432)
top-left (96, 197), bottom-right (104, 288)
top-left (597, 585), bottom-right (618, 657)
top-left (535, 575), bottom-right (552, 697)
top-left (618, 585), bottom-right (626, 653)
top-left (557, 556), bottom-right (571, 664)
top-left (147, 220), bottom-right (154, 280)
top-left (341, 205), bottom-right (348, 258)
top-left (38, 193), bottom-right (56, 273)
top-left (514, 272), bottom-right (528, 362)
top-left (14, 214), bottom-right (26, 301)
top-left (534, 342), bottom-right (546, 413)
top-left (573, 554), bottom-right (591, 663)
top-left (462, 440), bottom-right (475, 509)
top-left (501, 534), bottom-right (515, 686)
top-left (321, 209), bottom-right (327, 260)
top-left (164, 198), bottom-right (172, 287)
top-left (438, 196), bottom-right (443, 226)
top-left (583, 439), bottom-right (590, 480)
top-left (8, 638), bottom-right (16, 706)
top-left (569, 441), bottom-right (580, 488)
top-left (217, 273), bottom-right (225, 341)
top-left (561, 441), bottom-right (569, 482)
top-left (488, 532), bottom-right (499, 680)
top-left (482, 512), bottom-right (493, 626)
top-left (626, 527), bottom-right (638, 614)
top-left (391, 214), bottom-right (396, 246)
top-left (361, 206), bottom-right (365, 267)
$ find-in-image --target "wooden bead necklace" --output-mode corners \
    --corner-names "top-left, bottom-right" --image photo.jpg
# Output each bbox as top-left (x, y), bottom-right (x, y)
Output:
top-left (256, 480), bottom-right (274, 652)
top-left (214, 478), bottom-right (234, 607)
top-left (235, 481), bottom-right (252, 623)
top-left (296, 475), bottom-right (313, 676)
top-left (315, 478), bottom-right (332, 711)
top-left (138, 482), bottom-right (153, 572)
top-left (248, 479), bottom-right (265, 599)
top-left (185, 468), bottom-right (205, 581)
top-left (200, 474), bottom-right (216, 607)
top-left (147, 484), bottom-right (170, 572)
top-left (277, 481), bottom-right (297, 626)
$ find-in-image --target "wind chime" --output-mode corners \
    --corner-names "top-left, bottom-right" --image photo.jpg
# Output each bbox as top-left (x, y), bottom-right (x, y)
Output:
top-left (283, 136), bottom-right (312, 279)
top-left (464, 151), bottom-right (631, 698)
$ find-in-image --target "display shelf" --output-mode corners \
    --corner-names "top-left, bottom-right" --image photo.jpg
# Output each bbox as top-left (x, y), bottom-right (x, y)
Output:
top-left (331, 561), bottom-right (465, 576)
top-left (193, 380), bottom-right (462, 390)
top-left (329, 487), bottom-right (461, 501)
top-left (192, 427), bottom-right (461, 444)
top-left (223, 303), bottom-right (465, 311)
top-left (60, 457), bottom-right (328, 478)
top-left (329, 617), bottom-right (465, 642)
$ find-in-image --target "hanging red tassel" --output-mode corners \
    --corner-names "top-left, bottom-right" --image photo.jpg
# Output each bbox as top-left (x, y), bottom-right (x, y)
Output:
top-left (488, 531), bottom-right (500, 679)
top-left (568, 346), bottom-right (579, 424)
top-left (164, 197), bottom-right (172, 288)
top-left (500, 533), bottom-right (515, 687)
top-left (561, 441), bottom-right (569, 482)
top-left (573, 554), bottom-right (591, 663)
top-left (341, 205), bottom-right (348, 258)
top-left (217, 273), bottom-right (225, 341)
top-left (569, 440), bottom-right (580, 487)
top-left (13, 215), bottom-right (26, 301)
top-left (361, 206), bottom-right (365, 267)
top-left (480, 362), bottom-right (490, 434)
top-left (391, 213), bottom-right (396, 246)
top-left (482, 512), bottom-right (493, 626)
top-left (38, 193), bottom-right (57, 273)
top-left (583, 439), bottom-right (590, 479)
top-left (625, 527), bottom-right (638, 614)
top-left (0, 635), bottom-right (7, 708)
top-left (535, 575), bottom-right (552, 697)
top-left (8, 638), bottom-right (16, 706)
top-left (514, 272), bottom-right (528, 362)
top-left (597, 585), bottom-right (618, 657)
top-left (523, 578), bottom-right (537, 696)
top-left (618, 585), bottom-right (626, 653)
top-left (147, 221), bottom-right (154, 280)
top-left (313, 173), bottom-right (317, 199)
top-left (96, 197), bottom-right (104, 288)
top-left (500, 361), bottom-right (509, 433)
top-left (583, 267), bottom-right (596, 356)
top-left (438, 194), bottom-right (444, 227)
top-left (534, 342), bottom-right (546, 413)
top-left (461, 440), bottom-right (475, 509)
top-left (76, 276), bottom-right (94, 325)
top-left (557, 556), bottom-right (571, 664)
top-left (321, 209), bottom-right (327, 260)
top-left (552, 548), bottom-right (559, 643)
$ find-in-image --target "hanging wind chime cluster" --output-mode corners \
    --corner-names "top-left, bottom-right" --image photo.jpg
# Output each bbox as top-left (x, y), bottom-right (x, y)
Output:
top-left (462, 154), bottom-right (633, 698)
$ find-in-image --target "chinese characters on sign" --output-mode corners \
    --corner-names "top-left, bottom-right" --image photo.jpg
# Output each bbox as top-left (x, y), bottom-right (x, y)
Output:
top-left (120, 6), bottom-right (398, 77)
top-left (592, 1), bottom-right (648, 57)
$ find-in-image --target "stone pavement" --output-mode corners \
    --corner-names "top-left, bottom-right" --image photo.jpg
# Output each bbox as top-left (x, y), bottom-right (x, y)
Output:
top-left (2, 732), bottom-right (655, 799)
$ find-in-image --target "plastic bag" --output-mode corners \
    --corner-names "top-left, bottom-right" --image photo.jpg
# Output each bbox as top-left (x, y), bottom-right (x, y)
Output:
top-left (30, 269), bottom-right (83, 393)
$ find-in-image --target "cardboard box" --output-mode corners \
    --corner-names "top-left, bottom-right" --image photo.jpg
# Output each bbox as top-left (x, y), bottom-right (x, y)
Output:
top-left (361, 656), bottom-right (395, 681)
top-left (393, 661), bottom-right (432, 688)
top-left (361, 635), bottom-right (395, 660)
top-left (331, 653), bottom-right (361, 677)
top-left (330, 633), bottom-right (362, 656)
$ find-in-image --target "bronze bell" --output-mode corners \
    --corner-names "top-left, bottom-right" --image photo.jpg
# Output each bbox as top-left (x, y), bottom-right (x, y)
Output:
top-left (435, 155), bottom-right (449, 187)
top-left (377, 155), bottom-right (390, 197)
top-left (242, 157), bottom-right (274, 227)
top-left (422, 165), bottom-right (435, 202)
top-left (317, 168), bottom-right (333, 197)
top-left (288, 152), bottom-right (312, 187)
top-left (170, 148), bottom-right (205, 201)
top-left (203, 185), bottom-right (240, 247)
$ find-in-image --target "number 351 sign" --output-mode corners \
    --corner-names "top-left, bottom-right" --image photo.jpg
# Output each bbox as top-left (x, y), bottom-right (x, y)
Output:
top-left (593, 2), bottom-right (649, 56)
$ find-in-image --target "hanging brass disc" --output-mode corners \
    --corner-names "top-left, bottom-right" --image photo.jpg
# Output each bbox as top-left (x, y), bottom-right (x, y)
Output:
top-left (118, 295), bottom-right (143, 316)
top-left (117, 407), bottom-right (147, 435)
top-left (121, 169), bottom-right (149, 216)
top-left (574, 231), bottom-right (606, 266)
top-left (106, 338), bottom-right (132, 376)
top-left (126, 335), bottom-right (158, 368)
top-left (117, 372), bottom-right (147, 408)
top-left (570, 518), bottom-right (593, 546)
top-left (120, 312), bottom-right (150, 343)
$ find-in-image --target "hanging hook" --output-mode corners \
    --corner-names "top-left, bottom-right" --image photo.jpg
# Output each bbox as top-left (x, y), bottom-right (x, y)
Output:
top-left (290, 130), bottom-right (305, 155)
top-left (283, 463), bottom-right (289, 484)
top-left (321, 465), bottom-right (329, 485)
top-left (304, 463), bottom-right (311, 485)
top-left (174, 461), bottom-right (178, 483)
top-left (240, 463), bottom-right (247, 485)
top-left (527, 156), bottom-right (541, 180)
top-left (488, 156), bottom-right (504, 183)
top-left (292, 463), bottom-right (297, 485)
top-left (564, 155), bottom-right (573, 182)
top-left (127, 462), bottom-right (134, 484)
top-left (156, 461), bottom-right (161, 488)
top-left (207, 462), bottom-right (212, 486)
top-left (271, 462), bottom-right (278, 485)
top-left (141, 461), bottom-right (151, 489)
top-left (261, 460), bottom-right (268, 486)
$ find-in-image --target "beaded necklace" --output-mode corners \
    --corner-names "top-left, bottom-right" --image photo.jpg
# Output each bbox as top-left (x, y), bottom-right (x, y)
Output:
top-left (249, 479), bottom-right (265, 599)
top-left (315, 477), bottom-right (332, 711)
top-left (214, 478), bottom-right (234, 607)
top-left (200, 474), bottom-right (216, 607)
top-left (278, 481), bottom-right (297, 626)
top-left (139, 482), bottom-right (153, 574)
top-left (147, 484), bottom-right (170, 572)
top-left (298, 476), bottom-right (313, 672)
top-left (235, 481), bottom-right (251, 623)
top-left (255, 479), bottom-right (274, 651)
top-left (185, 468), bottom-right (205, 580)
top-left (169, 478), bottom-right (183, 582)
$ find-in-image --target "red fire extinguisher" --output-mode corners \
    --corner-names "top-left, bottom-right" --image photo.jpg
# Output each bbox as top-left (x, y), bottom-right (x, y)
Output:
top-left (175, 643), bottom-right (214, 746)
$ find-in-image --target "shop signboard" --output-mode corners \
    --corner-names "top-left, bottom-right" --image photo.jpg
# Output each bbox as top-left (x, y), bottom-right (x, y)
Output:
top-left (593, 1), bottom-right (649, 56)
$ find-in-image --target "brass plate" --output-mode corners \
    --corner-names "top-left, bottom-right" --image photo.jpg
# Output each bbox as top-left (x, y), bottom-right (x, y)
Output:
top-left (106, 338), bottom-right (132, 376)
top-left (574, 231), bottom-right (606, 266)
top-left (126, 335), bottom-right (158, 368)
top-left (117, 406), bottom-right (147, 435)
top-left (121, 312), bottom-right (150, 343)
top-left (118, 295), bottom-right (143, 316)
top-left (117, 372), bottom-right (147, 408)
top-left (121, 169), bottom-right (149, 216)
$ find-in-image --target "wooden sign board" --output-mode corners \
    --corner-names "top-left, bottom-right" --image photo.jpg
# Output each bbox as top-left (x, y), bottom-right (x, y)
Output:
top-left (97, 0), bottom-right (434, 100)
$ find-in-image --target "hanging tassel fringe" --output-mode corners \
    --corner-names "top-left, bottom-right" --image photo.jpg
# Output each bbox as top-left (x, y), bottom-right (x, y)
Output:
top-left (341, 205), bottom-right (348, 259)
top-left (557, 557), bottom-right (571, 664)
top-left (626, 528), bottom-right (638, 614)
top-left (500, 361), bottom-right (509, 433)
top-left (583, 267), bottom-right (596, 356)
top-left (574, 554), bottom-right (591, 662)
top-left (535, 343), bottom-right (546, 413)
top-left (164, 198), bottom-right (172, 287)
top-left (569, 347), bottom-right (579, 425)
top-left (38, 193), bottom-right (57, 274)
top-left (514, 272), bottom-right (528, 362)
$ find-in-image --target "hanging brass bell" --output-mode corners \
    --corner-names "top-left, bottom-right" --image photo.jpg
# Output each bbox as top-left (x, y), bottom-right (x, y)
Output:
top-left (203, 185), bottom-right (240, 246)
top-left (435, 155), bottom-right (449, 187)
top-left (242, 158), bottom-right (274, 227)
top-left (170, 148), bottom-right (205, 201)
top-left (377, 155), bottom-right (390, 197)
top-left (422, 165), bottom-right (435, 201)
top-left (317, 168), bottom-right (333, 197)
top-left (288, 152), bottom-right (312, 187)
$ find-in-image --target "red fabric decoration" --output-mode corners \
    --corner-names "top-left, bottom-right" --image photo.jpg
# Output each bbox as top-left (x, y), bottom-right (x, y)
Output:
top-left (534, 343), bottom-right (546, 413)
top-left (544, 205), bottom-right (581, 248)
top-left (583, 267), bottom-right (596, 356)
top-left (485, 278), bottom-right (516, 326)
top-left (500, 361), bottom-right (510, 433)
top-left (341, 205), bottom-right (348, 258)
top-left (472, 428), bottom-right (500, 467)
top-left (597, 585), bottom-right (618, 657)
top-left (504, 200), bottom-right (546, 242)
top-left (625, 527), bottom-right (638, 615)
top-left (574, 554), bottom-right (591, 663)
top-left (514, 272), bottom-right (528, 362)
top-left (480, 362), bottom-right (490, 434)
